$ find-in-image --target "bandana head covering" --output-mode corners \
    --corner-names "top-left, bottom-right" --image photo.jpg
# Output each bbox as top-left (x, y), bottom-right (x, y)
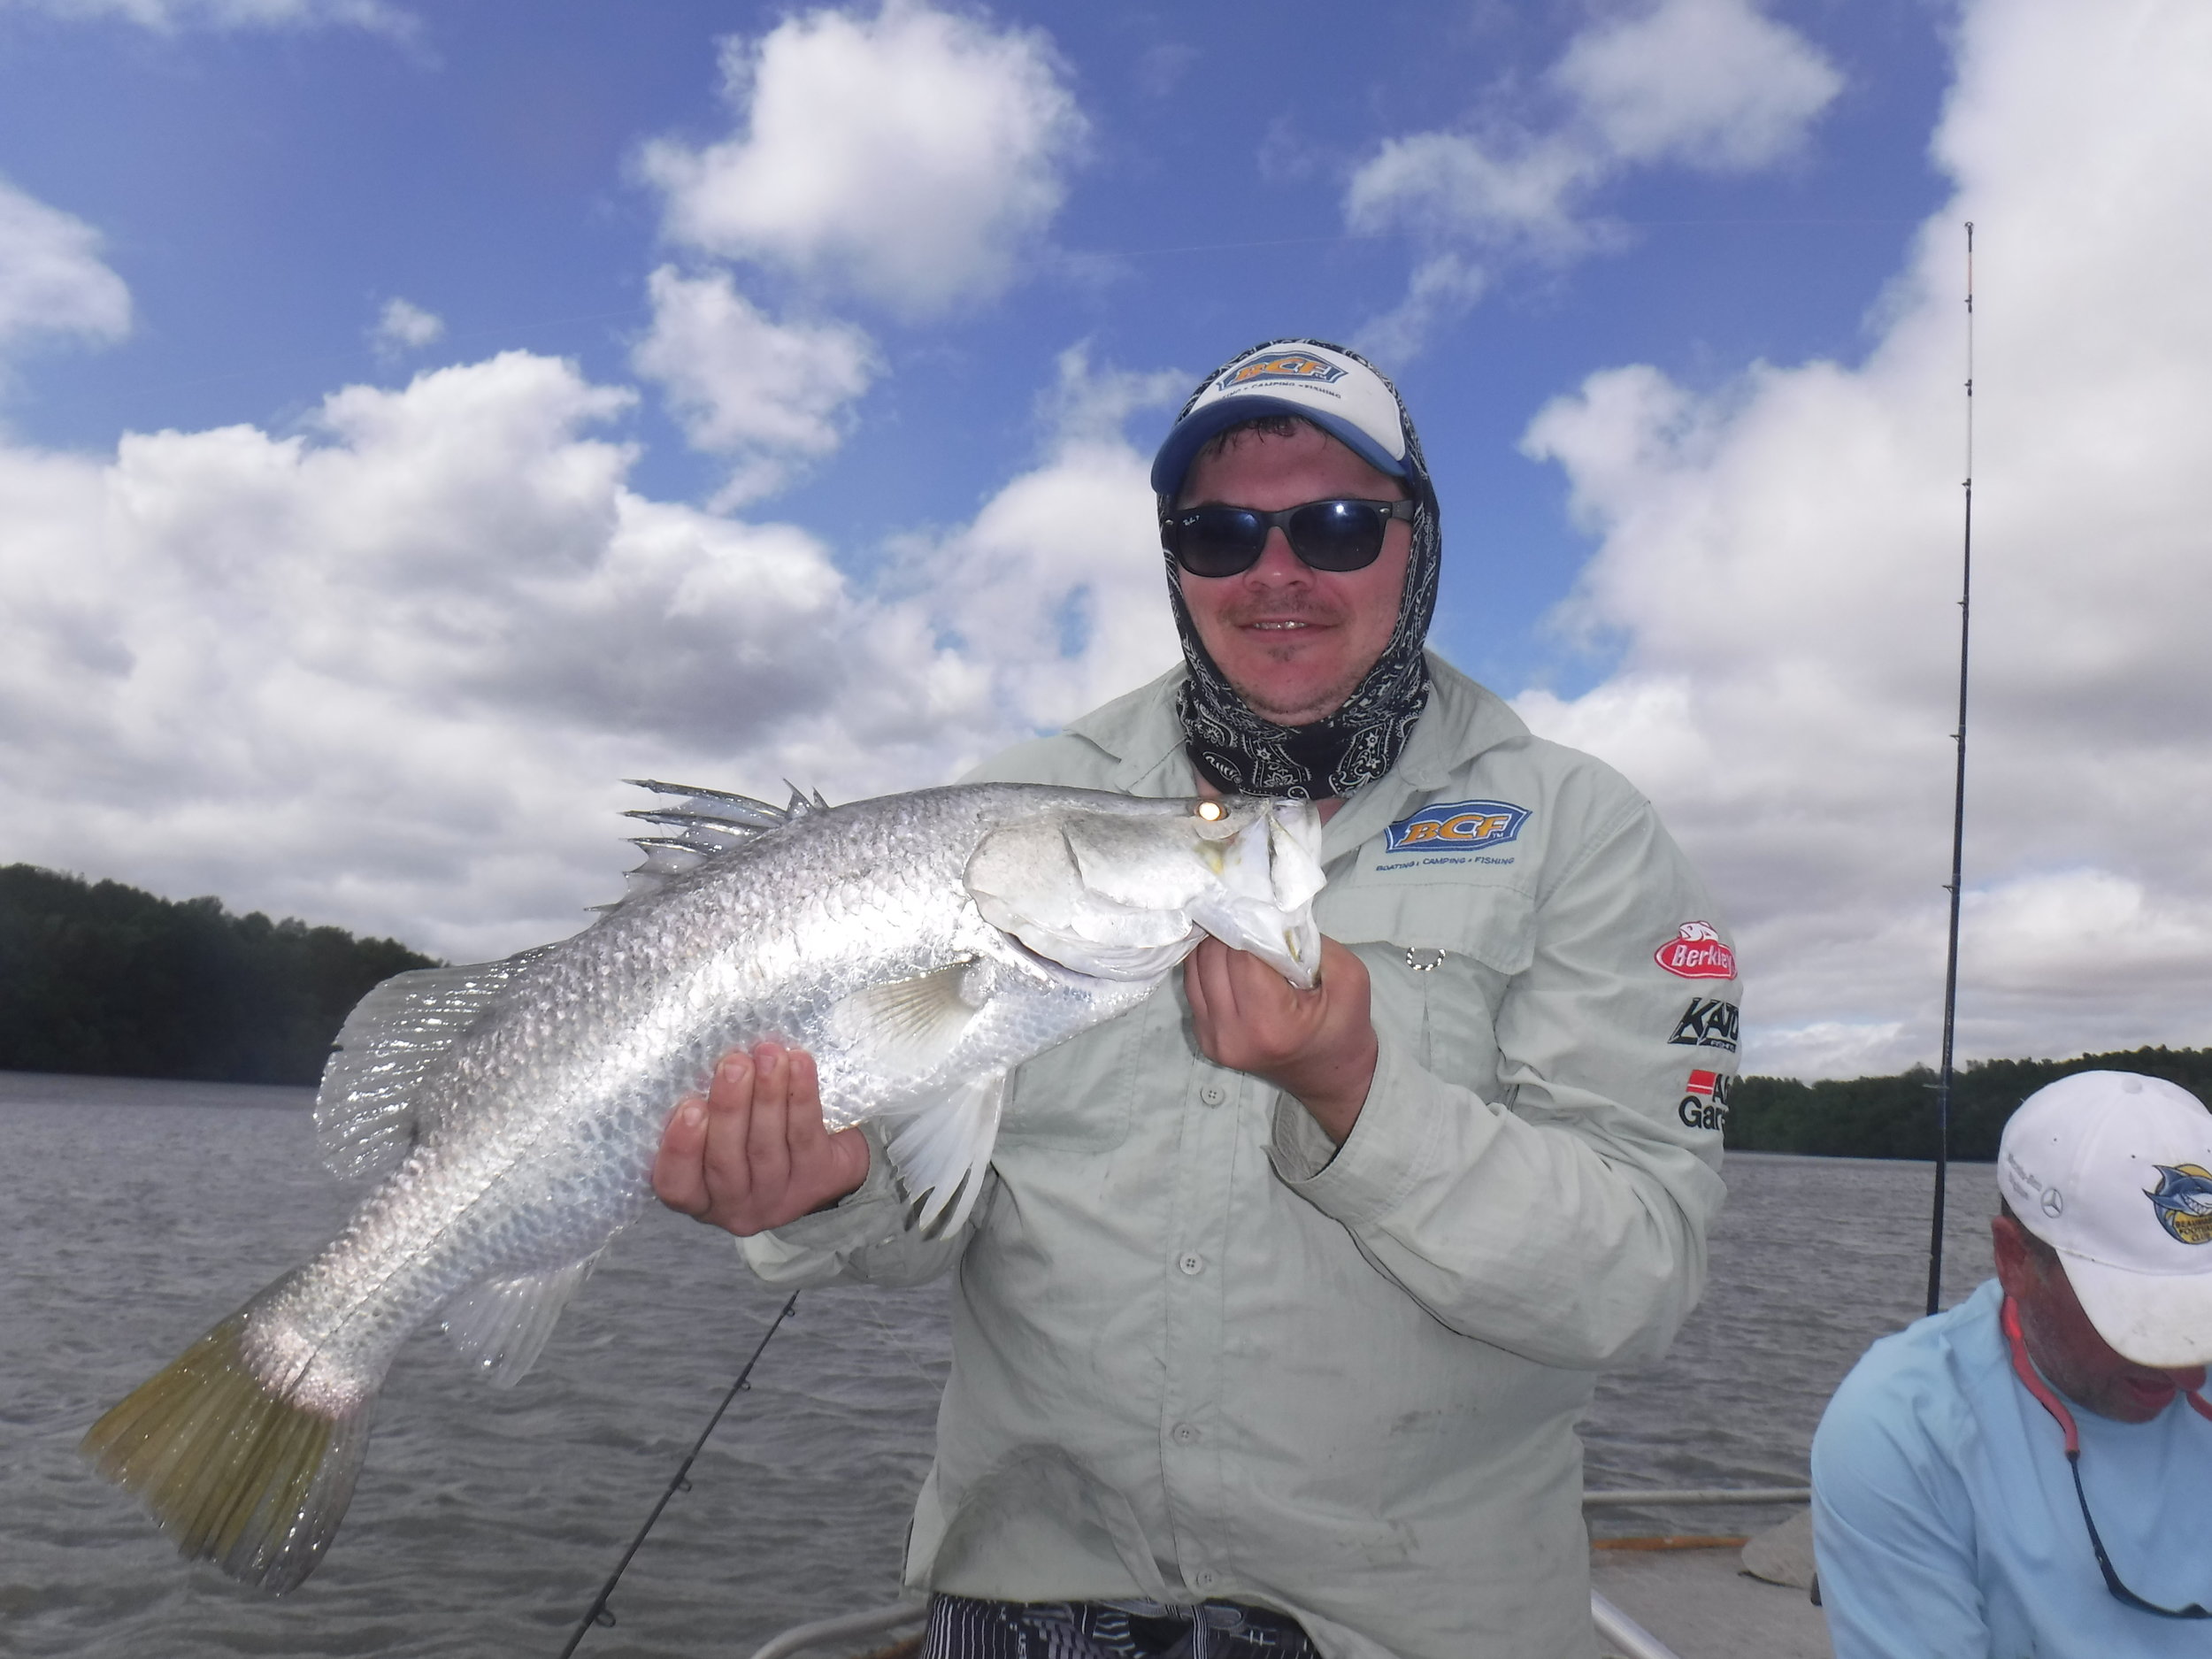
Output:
top-left (1152, 339), bottom-right (1439, 800)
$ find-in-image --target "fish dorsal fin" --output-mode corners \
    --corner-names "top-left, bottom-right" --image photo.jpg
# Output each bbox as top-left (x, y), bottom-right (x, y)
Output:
top-left (603, 780), bottom-right (826, 911)
top-left (315, 949), bottom-right (549, 1180)
top-left (879, 1071), bottom-right (1008, 1241)
top-left (825, 960), bottom-right (984, 1078)
top-left (439, 1253), bottom-right (603, 1388)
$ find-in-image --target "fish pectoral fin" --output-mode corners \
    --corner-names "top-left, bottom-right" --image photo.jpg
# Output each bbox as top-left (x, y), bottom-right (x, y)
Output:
top-left (826, 961), bottom-right (985, 1078)
top-left (315, 947), bottom-right (554, 1181)
top-left (881, 1071), bottom-right (1008, 1242)
top-left (439, 1253), bottom-right (603, 1389)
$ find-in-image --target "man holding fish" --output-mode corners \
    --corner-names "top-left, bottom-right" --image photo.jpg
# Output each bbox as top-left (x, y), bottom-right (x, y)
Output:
top-left (657, 341), bottom-right (1740, 1659)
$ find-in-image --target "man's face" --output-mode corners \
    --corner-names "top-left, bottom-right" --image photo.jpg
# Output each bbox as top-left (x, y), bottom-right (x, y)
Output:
top-left (1993, 1214), bottom-right (2208, 1423)
top-left (1176, 421), bottom-right (1413, 730)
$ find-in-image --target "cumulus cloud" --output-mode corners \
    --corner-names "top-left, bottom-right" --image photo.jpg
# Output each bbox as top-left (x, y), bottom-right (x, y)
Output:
top-left (1513, 0), bottom-right (2212, 1077)
top-left (4, 0), bottom-right (413, 34)
top-left (631, 266), bottom-right (878, 507)
top-left (1347, 0), bottom-right (1839, 358)
top-left (371, 296), bottom-right (443, 356)
top-left (0, 351), bottom-right (888, 960)
top-left (0, 174), bottom-right (131, 358)
top-left (0, 339), bottom-right (1186, 964)
top-left (1552, 0), bottom-right (1844, 172)
top-left (638, 0), bottom-right (1087, 317)
top-left (891, 346), bottom-right (1184, 735)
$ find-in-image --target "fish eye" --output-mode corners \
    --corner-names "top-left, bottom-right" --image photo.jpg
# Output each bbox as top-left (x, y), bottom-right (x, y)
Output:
top-left (1194, 800), bottom-right (1226, 822)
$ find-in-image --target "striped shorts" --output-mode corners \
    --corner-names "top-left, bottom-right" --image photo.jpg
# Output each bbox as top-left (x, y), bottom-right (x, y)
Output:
top-left (920, 1594), bottom-right (1320, 1659)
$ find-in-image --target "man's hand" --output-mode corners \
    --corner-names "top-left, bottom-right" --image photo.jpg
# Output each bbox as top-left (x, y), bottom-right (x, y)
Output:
top-left (652, 1041), bottom-right (871, 1236)
top-left (1184, 934), bottom-right (1378, 1145)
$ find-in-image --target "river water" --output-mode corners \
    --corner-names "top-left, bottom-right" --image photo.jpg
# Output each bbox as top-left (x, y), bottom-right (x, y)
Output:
top-left (0, 1071), bottom-right (1998, 1657)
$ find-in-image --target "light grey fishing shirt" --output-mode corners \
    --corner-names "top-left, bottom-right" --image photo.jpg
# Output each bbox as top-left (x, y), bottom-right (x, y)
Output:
top-left (743, 654), bottom-right (1736, 1659)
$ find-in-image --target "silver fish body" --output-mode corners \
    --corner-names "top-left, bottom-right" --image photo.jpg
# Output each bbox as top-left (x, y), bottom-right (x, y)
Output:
top-left (85, 780), bottom-right (1325, 1592)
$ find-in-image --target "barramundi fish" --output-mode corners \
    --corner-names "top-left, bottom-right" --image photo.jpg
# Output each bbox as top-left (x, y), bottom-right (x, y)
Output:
top-left (83, 780), bottom-right (1325, 1594)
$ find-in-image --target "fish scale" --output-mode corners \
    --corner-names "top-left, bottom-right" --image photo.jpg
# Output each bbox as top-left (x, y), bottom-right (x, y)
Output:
top-left (82, 780), bottom-right (1325, 1594)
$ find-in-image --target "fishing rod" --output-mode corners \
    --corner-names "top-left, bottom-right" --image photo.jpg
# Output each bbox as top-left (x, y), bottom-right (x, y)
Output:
top-left (1926, 222), bottom-right (1975, 1319)
top-left (559, 1290), bottom-right (803, 1658)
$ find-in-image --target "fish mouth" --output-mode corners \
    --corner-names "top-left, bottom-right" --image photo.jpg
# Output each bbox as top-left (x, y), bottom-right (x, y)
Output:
top-left (1185, 797), bottom-right (1325, 990)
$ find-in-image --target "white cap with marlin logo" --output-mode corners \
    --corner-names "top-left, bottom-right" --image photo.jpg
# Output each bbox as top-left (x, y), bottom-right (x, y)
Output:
top-left (2000, 1070), bottom-right (2212, 1367)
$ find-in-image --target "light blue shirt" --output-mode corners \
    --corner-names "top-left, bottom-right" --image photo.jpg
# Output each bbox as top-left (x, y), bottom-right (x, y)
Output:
top-left (1812, 1278), bottom-right (2212, 1658)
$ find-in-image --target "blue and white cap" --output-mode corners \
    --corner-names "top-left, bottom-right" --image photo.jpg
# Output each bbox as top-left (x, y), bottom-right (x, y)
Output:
top-left (1150, 341), bottom-right (1410, 497)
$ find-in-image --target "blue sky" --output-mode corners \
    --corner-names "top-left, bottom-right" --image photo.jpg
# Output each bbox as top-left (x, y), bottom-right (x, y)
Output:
top-left (4, 0), bottom-right (2209, 1078)
top-left (0, 0), bottom-right (1947, 694)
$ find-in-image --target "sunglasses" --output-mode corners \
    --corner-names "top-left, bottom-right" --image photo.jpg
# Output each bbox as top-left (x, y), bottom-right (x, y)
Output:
top-left (1161, 497), bottom-right (1415, 579)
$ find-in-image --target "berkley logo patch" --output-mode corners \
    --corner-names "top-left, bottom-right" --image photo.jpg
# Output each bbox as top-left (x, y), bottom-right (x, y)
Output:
top-left (1383, 799), bottom-right (1530, 854)
top-left (1656, 921), bottom-right (1736, 980)
top-left (2147, 1164), bottom-right (2212, 1246)
top-left (1220, 352), bottom-right (1348, 390)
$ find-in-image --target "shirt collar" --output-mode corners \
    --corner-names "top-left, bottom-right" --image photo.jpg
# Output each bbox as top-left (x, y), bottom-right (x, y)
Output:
top-left (1061, 654), bottom-right (1530, 853)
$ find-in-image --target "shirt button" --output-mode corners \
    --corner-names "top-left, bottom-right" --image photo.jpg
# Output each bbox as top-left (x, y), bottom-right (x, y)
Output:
top-left (1179, 1253), bottom-right (1204, 1276)
top-left (1172, 1422), bottom-right (1201, 1444)
top-left (1194, 1569), bottom-right (1220, 1590)
top-left (1200, 1084), bottom-right (1225, 1106)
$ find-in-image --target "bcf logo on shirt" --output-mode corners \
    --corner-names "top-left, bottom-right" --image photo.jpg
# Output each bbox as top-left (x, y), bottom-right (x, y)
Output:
top-left (1383, 799), bottom-right (1531, 853)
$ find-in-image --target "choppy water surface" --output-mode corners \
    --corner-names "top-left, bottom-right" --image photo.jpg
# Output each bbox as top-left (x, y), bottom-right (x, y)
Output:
top-left (0, 1071), bottom-right (1994, 1656)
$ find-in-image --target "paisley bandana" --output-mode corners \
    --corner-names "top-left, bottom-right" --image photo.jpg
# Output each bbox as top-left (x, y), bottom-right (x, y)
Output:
top-left (1156, 339), bottom-right (1439, 801)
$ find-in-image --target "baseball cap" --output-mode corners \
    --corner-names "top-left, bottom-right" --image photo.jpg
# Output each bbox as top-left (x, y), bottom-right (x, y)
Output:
top-left (1150, 341), bottom-right (1409, 499)
top-left (1999, 1070), bottom-right (2212, 1367)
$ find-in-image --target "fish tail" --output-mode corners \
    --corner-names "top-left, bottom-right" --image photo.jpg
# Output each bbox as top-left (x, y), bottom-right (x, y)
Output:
top-left (81, 1306), bottom-right (372, 1595)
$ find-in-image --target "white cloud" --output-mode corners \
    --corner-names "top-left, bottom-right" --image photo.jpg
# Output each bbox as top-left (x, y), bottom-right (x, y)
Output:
top-left (371, 296), bottom-right (443, 356)
top-left (638, 0), bottom-right (1087, 317)
top-left (0, 351), bottom-right (884, 960)
top-left (1355, 251), bottom-right (1491, 368)
top-left (3, 0), bottom-right (414, 34)
top-left (1513, 0), bottom-right (2212, 1076)
top-left (632, 266), bottom-right (878, 507)
top-left (1346, 132), bottom-right (1598, 257)
top-left (1346, 0), bottom-right (1839, 349)
top-left (892, 346), bottom-right (1183, 737)
top-left (0, 174), bottom-right (131, 357)
top-left (0, 341), bottom-right (1184, 964)
top-left (1553, 0), bottom-right (1843, 172)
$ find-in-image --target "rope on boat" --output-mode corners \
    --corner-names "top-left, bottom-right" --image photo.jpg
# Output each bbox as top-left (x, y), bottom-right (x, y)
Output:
top-left (558, 1290), bottom-right (803, 1658)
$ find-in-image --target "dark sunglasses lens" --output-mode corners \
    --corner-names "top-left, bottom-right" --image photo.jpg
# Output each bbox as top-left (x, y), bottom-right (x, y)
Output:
top-left (1286, 500), bottom-right (1388, 570)
top-left (1170, 509), bottom-right (1267, 577)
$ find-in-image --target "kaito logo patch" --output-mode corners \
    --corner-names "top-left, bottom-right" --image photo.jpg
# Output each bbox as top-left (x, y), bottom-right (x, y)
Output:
top-left (1220, 353), bottom-right (1347, 390)
top-left (1669, 998), bottom-right (1740, 1053)
top-left (1382, 799), bottom-right (1530, 853)
top-left (2147, 1164), bottom-right (2212, 1245)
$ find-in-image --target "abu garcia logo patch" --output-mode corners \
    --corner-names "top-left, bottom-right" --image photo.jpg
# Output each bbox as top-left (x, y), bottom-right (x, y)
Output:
top-left (1679, 1069), bottom-right (1732, 1132)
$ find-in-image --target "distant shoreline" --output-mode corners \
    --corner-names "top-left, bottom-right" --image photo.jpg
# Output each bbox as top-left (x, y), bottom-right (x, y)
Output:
top-left (0, 1069), bottom-right (315, 1109)
top-left (1729, 1046), bottom-right (2212, 1160)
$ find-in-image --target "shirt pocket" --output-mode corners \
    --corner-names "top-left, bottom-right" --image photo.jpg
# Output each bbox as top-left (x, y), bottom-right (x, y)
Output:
top-left (1317, 879), bottom-right (1532, 1094)
top-left (994, 995), bottom-right (1148, 1153)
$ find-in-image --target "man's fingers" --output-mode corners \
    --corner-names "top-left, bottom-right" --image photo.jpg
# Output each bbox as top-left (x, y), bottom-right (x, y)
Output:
top-left (1185, 936), bottom-right (1238, 1027)
top-left (780, 1048), bottom-right (826, 1151)
top-left (742, 1042), bottom-right (795, 1194)
top-left (698, 1048), bottom-right (761, 1212)
top-left (651, 1095), bottom-right (712, 1217)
